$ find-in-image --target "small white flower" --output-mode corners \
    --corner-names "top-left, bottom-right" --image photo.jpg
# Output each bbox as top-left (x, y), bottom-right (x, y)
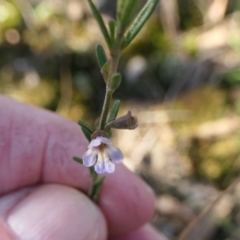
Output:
top-left (82, 136), bottom-right (124, 174)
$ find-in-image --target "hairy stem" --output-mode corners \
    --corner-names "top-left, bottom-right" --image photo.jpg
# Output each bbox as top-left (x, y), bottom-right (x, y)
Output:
top-left (99, 43), bottom-right (121, 130)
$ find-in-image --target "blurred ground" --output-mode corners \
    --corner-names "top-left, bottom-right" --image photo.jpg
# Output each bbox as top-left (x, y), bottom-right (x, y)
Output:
top-left (1, 0), bottom-right (240, 239)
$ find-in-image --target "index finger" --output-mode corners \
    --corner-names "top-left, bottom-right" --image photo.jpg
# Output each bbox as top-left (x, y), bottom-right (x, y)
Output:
top-left (0, 96), bottom-right (155, 236)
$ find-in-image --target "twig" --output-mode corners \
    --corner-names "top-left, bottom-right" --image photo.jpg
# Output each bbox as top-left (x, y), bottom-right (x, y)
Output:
top-left (177, 177), bottom-right (240, 240)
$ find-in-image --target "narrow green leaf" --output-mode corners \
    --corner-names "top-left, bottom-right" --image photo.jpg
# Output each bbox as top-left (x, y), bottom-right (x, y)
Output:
top-left (73, 156), bottom-right (83, 164)
top-left (122, 0), bottom-right (159, 49)
top-left (107, 100), bottom-right (121, 123)
top-left (78, 120), bottom-right (93, 133)
top-left (87, 0), bottom-right (112, 48)
top-left (77, 120), bottom-right (93, 142)
top-left (117, 0), bottom-right (140, 33)
top-left (108, 20), bottom-right (116, 43)
top-left (111, 73), bottom-right (122, 91)
top-left (101, 62), bottom-right (110, 82)
top-left (96, 44), bottom-right (107, 68)
top-left (107, 128), bottom-right (112, 138)
top-left (81, 128), bottom-right (92, 142)
top-left (117, 0), bottom-right (124, 20)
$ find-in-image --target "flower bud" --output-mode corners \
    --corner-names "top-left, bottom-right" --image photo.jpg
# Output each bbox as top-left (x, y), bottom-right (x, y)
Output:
top-left (106, 111), bottom-right (138, 130)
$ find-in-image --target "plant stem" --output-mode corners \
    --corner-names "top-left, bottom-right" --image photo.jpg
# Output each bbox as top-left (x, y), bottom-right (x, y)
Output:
top-left (99, 43), bottom-right (121, 130)
top-left (90, 45), bottom-right (121, 201)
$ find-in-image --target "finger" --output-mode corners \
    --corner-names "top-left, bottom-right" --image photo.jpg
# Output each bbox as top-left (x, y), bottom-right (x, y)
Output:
top-left (109, 224), bottom-right (168, 240)
top-left (0, 184), bottom-right (107, 240)
top-left (0, 96), bottom-right (155, 235)
top-left (0, 95), bottom-right (89, 194)
top-left (99, 165), bottom-right (155, 235)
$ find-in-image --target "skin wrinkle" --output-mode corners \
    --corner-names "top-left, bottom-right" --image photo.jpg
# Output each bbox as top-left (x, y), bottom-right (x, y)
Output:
top-left (0, 110), bottom-right (42, 193)
top-left (1, 113), bottom-right (14, 194)
top-left (0, 96), bottom-right (89, 194)
top-left (7, 118), bottom-right (42, 193)
top-left (5, 104), bottom-right (50, 192)
top-left (1, 105), bottom-right (35, 194)
top-left (43, 120), bottom-right (90, 192)
top-left (46, 141), bottom-right (67, 182)
top-left (42, 117), bottom-right (89, 188)
top-left (0, 96), bottom-right (90, 194)
top-left (50, 139), bottom-right (69, 167)
top-left (99, 168), bottom-right (152, 235)
top-left (38, 130), bottom-right (50, 184)
top-left (42, 126), bottom-right (90, 190)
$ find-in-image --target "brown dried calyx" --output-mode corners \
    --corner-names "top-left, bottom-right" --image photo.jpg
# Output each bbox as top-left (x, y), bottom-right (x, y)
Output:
top-left (106, 111), bottom-right (138, 130)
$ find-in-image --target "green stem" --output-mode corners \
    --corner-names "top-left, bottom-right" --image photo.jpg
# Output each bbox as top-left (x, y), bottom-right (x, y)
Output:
top-left (99, 90), bottom-right (113, 130)
top-left (99, 43), bottom-right (121, 130)
top-left (91, 32), bottom-right (122, 202)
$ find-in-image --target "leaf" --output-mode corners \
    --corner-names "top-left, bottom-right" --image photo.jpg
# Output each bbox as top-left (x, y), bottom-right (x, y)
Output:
top-left (77, 120), bottom-right (93, 142)
top-left (82, 128), bottom-right (92, 142)
top-left (107, 100), bottom-right (121, 123)
top-left (96, 44), bottom-right (108, 69)
top-left (73, 156), bottom-right (83, 164)
top-left (108, 20), bottom-right (116, 43)
top-left (117, 0), bottom-right (140, 33)
top-left (122, 0), bottom-right (159, 49)
top-left (77, 120), bottom-right (93, 134)
top-left (87, 0), bottom-right (112, 49)
top-left (78, 120), bottom-right (93, 133)
top-left (107, 128), bottom-right (112, 138)
top-left (110, 73), bottom-right (122, 91)
top-left (101, 62), bottom-right (110, 82)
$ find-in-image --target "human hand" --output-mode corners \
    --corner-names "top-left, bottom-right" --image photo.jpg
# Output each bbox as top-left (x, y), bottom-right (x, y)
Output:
top-left (0, 96), bottom-right (167, 240)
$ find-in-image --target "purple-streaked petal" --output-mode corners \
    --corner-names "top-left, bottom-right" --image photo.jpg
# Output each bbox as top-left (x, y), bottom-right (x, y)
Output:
top-left (94, 154), bottom-right (105, 174)
top-left (88, 136), bottom-right (111, 148)
top-left (97, 136), bottom-right (112, 145)
top-left (106, 146), bottom-right (124, 164)
top-left (82, 149), bottom-right (97, 167)
top-left (104, 161), bottom-right (115, 173)
top-left (94, 154), bottom-right (115, 174)
top-left (88, 138), bottom-right (102, 148)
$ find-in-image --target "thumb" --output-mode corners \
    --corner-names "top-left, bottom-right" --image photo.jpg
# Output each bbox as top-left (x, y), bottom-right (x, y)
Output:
top-left (0, 184), bottom-right (107, 240)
